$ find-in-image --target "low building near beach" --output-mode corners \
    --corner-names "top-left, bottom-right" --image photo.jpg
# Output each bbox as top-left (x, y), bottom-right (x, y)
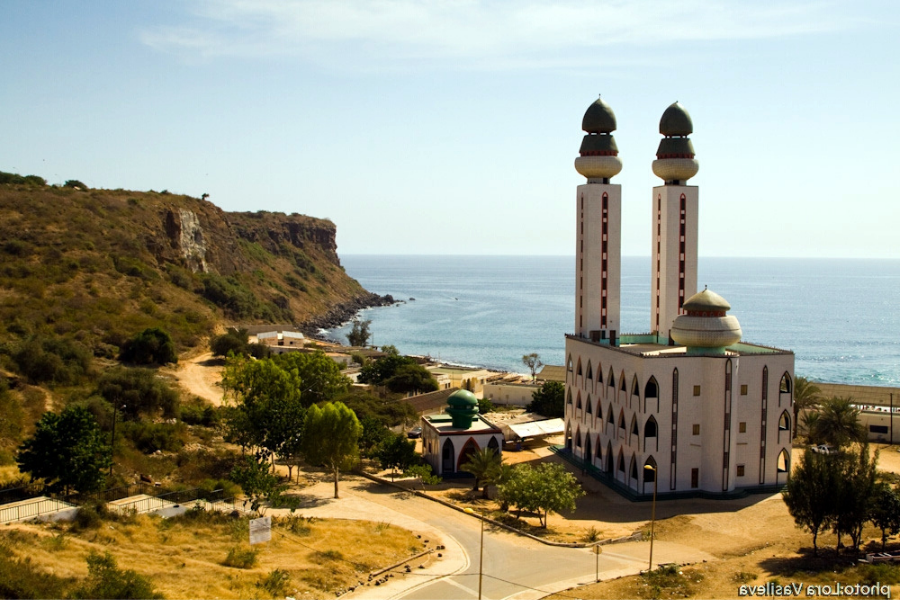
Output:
top-left (562, 98), bottom-right (794, 499)
top-left (421, 390), bottom-right (503, 476)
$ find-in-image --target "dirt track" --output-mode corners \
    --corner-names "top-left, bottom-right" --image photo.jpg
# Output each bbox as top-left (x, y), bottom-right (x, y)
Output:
top-left (163, 352), bottom-right (225, 406)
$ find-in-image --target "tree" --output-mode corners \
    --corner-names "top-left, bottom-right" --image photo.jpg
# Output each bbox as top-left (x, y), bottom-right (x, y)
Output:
top-left (832, 444), bottom-right (877, 551)
top-left (273, 351), bottom-right (351, 406)
top-left (376, 433), bottom-right (418, 480)
top-left (347, 319), bottom-right (372, 347)
top-left (522, 353), bottom-right (543, 382)
top-left (527, 381), bottom-right (565, 418)
top-left (783, 449), bottom-right (835, 556)
top-left (303, 402), bottom-right (362, 499)
top-left (793, 376), bottom-right (821, 438)
top-left (16, 406), bottom-right (111, 495)
top-left (404, 464), bottom-right (442, 489)
top-left (384, 363), bottom-right (439, 394)
top-left (498, 463), bottom-right (584, 528)
top-left (119, 328), bottom-right (178, 365)
top-left (869, 482), bottom-right (900, 550)
top-left (460, 447), bottom-right (502, 497)
top-left (814, 396), bottom-right (865, 448)
top-left (230, 453), bottom-right (287, 515)
top-left (221, 357), bottom-right (306, 460)
top-left (477, 397), bottom-right (494, 414)
top-left (210, 328), bottom-right (270, 359)
top-left (358, 415), bottom-right (391, 457)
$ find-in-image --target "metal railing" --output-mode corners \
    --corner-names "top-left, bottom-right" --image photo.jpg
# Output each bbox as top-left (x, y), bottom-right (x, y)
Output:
top-left (0, 498), bottom-right (75, 524)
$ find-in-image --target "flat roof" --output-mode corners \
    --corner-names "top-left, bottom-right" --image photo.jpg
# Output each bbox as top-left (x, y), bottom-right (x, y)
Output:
top-left (566, 333), bottom-right (792, 358)
top-left (424, 414), bottom-right (501, 434)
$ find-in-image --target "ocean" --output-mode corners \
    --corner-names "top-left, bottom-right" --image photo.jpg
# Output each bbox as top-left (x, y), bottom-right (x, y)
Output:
top-left (325, 256), bottom-right (900, 386)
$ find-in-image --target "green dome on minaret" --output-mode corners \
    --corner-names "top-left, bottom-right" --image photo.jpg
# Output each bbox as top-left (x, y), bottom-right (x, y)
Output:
top-left (446, 389), bottom-right (479, 429)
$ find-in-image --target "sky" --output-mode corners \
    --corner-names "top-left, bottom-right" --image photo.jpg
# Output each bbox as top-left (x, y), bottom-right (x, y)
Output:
top-left (1, 1), bottom-right (898, 258)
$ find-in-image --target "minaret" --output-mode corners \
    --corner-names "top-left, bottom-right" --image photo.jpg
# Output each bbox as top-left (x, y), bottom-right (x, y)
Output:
top-left (650, 102), bottom-right (699, 343)
top-left (574, 96), bottom-right (622, 344)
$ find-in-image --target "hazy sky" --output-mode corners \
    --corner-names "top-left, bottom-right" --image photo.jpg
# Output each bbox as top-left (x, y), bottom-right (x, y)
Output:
top-left (2, 1), bottom-right (897, 258)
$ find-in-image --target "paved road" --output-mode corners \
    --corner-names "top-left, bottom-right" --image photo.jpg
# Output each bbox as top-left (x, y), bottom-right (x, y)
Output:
top-left (281, 477), bottom-right (714, 600)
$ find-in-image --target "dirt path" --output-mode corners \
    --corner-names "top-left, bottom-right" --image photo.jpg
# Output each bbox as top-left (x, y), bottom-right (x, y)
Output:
top-left (164, 352), bottom-right (225, 406)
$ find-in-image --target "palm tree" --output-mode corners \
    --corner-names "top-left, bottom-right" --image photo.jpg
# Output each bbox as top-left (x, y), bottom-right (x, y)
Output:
top-left (793, 376), bottom-right (822, 439)
top-left (815, 396), bottom-right (865, 448)
top-left (461, 448), bottom-right (502, 497)
top-left (801, 411), bottom-right (821, 444)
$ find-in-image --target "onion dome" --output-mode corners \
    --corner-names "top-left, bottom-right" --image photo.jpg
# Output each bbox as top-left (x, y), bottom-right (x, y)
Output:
top-left (652, 101), bottom-right (699, 184)
top-left (670, 287), bottom-right (742, 352)
top-left (575, 95), bottom-right (622, 182)
top-left (446, 389), bottom-right (479, 429)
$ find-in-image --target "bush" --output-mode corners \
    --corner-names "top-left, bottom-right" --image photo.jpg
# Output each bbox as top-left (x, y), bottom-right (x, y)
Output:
top-left (64, 179), bottom-right (88, 190)
top-left (71, 551), bottom-right (161, 599)
top-left (120, 421), bottom-right (186, 453)
top-left (223, 546), bottom-right (258, 569)
top-left (180, 398), bottom-right (219, 427)
top-left (12, 335), bottom-right (92, 385)
top-left (478, 397), bottom-right (494, 414)
top-left (258, 570), bottom-right (291, 596)
top-left (98, 367), bottom-right (180, 420)
top-left (120, 328), bottom-right (178, 365)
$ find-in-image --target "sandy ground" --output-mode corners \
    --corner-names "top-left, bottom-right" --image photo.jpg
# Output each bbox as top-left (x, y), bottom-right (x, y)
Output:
top-left (163, 351), bottom-right (225, 406)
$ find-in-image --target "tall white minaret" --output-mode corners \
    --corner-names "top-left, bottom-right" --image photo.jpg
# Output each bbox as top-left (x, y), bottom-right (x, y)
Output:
top-left (574, 96), bottom-right (622, 344)
top-left (650, 102), bottom-right (699, 343)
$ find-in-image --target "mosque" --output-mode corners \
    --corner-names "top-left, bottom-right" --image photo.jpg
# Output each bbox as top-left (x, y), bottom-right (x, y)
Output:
top-left (563, 98), bottom-right (795, 499)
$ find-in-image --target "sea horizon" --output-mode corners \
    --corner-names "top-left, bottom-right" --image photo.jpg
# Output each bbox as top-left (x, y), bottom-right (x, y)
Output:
top-left (326, 255), bottom-right (900, 387)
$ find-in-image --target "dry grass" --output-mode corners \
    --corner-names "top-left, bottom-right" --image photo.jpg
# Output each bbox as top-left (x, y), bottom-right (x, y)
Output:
top-left (0, 464), bottom-right (24, 487)
top-left (0, 508), bottom-right (424, 599)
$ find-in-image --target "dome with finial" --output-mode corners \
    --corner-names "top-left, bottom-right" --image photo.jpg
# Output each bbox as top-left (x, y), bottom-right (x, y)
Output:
top-left (670, 287), bottom-right (742, 352)
top-left (575, 95), bottom-right (622, 182)
top-left (582, 96), bottom-right (617, 134)
top-left (659, 102), bottom-right (693, 136)
top-left (652, 101), bottom-right (699, 184)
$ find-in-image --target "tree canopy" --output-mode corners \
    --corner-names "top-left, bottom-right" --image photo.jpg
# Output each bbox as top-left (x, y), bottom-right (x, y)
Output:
top-left (210, 328), bottom-right (270, 359)
top-left (346, 319), bottom-right (372, 347)
top-left (460, 447), bottom-right (502, 497)
top-left (16, 405), bottom-right (111, 495)
top-left (303, 402), bottom-right (362, 498)
top-left (522, 353), bottom-right (543, 381)
top-left (793, 376), bottom-right (821, 438)
top-left (98, 367), bottom-right (179, 421)
top-left (812, 396), bottom-right (866, 448)
top-left (119, 328), bottom-right (178, 365)
top-left (527, 381), bottom-right (564, 418)
top-left (273, 350), bottom-right (350, 406)
top-left (358, 352), bottom-right (438, 394)
top-left (498, 462), bottom-right (584, 528)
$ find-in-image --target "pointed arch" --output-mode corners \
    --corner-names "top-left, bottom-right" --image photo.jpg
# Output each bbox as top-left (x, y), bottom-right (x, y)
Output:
top-left (777, 449), bottom-right (790, 473)
top-left (488, 437), bottom-right (500, 453)
top-left (596, 435), bottom-right (602, 460)
top-left (441, 438), bottom-right (456, 473)
top-left (585, 393), bottom-right (593, 417)
top-left (565, 424), bottom-right (572, 452)
top-left (566, 388), bottom-right (573, 405)
top-left (778, 410), bottom-right (790, 431)
top-left (586, 360), bottom-right (593, 391)
top-left (780, 372), bottom-right (792, 394)
top-left (576, 391), bottom-right (583, 414)
top-left (617, 409), bottom-right (626, 436)
top-left (617, 447), bottom-right (625, 474)
top-left (457, 437), bottom-right (480, 472)
top-left (645, 376), bottom-right (659, 413)
top-left (584, 435), bottom-right (593, 466)
top-left (608, 368), bottom-right (615, 391)
top-left (596, 362), bottom-right (603, 386)
top-left (567, 354), bottom-right (574, 383)
top-left (606, 404), bottom-right (615, 427)
top-left (644, 415), bottom-right (659, 453)
top-left (619, 371), bottom-right (627, 392)
top-left (629, 455), bottom-right (638, 487)
top-left (575, 428), bottom-right (582, 449)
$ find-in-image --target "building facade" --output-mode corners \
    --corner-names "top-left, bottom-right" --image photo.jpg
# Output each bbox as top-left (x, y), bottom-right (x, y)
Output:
top-left (563, 99), bottom-right (794, 498)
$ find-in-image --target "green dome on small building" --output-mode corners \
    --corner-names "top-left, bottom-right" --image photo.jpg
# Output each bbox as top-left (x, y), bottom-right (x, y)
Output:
top-left (446, 389), bottom-right (479, 429)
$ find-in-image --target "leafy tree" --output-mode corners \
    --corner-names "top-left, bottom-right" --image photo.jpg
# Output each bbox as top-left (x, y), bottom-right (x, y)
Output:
top-left (376, 433), bottom-right (418, 479)
top-left (98, 367), bottom-right (179, 420)
top-left (72, 551), bottom-right (161, 599)
top-left (527, 381), bottom-right (564, 418)
top-left (404, 464), bottom-right (442, 489)
top-left (783, 449), bottom-right (838, 556)
top-left (358, 415), bottom-right (391, 457)
top-left (335, 388), bottom-right (418, 429)
top-left (221, 357), bottom-right (306, 460)
top-left (303, 402), bottom-right (362, 499)
top-left (119, 328), bottom-right (178, 365)
top-left (814, 396), bottom-right (865, 448)
top-left (498, 463), bottom-right (584, 528)
top-left (801, 411), bottom-right (821, 444)
top-left (460, 447), bottom-right (502, 497)
top-left (346, 319), bottom-right (372, 347)
top-left (273, 350), bottom-right (351, 406)
top-left (64, 179), bottom-right (88, 190)
top-left (16, 406), bottom-right (111, 495)
top-left (832, 444), bottom-right (877, 551)
top-left (793, 376), bottom-right (821, 438)
top-left (522, 353), bottom-right (543, 382)
top-left (230, 453), bottom-right (287, 515)
top-left (869, 482), bottom-right (900, 551)
top-left (477, 397), bottom-right (494, 414)
top-left (384, 363), bottom-right (439, 394)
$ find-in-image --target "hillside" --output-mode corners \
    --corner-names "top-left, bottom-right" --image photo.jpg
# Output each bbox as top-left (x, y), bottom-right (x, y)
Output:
top-left (0, 175), bottom-right (384, 354)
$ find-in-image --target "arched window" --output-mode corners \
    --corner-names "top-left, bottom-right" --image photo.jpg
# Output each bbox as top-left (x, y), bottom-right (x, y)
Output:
top-left (608, 368), bottom-right (615, 389)
top-left (631, 415), bottom-right (639, 438)
top-left (442, 438), bottom-right (455, 473)
top-left (576, 358), bottom-right (583, 378)
top-left (566, 389), bottom-right (573, 405)
top-left (488, 437), bottom-right (500, 453)
top-left (597, 364), bottom-right (603, 385)
top-left (644, 416), bottom-right (658, 438)
top-left (777, 449), bottom-right (789, 473)
top-left (576, 393), bottom-right (582, 412)
top-left (619, 373), bottom-right (627, 392)
top-left (596, 436), bottom-right (602, 459)
top-left (584, 436), bottom-right (592, 464)
top-left (780, 373), bottom-right (792, 394)
top-left (618, 411), bottom-right (625, 430)
top-left (630, 456), bottom-right (638, 481)
top-left (644, 456), bottom-right (657, 483)
top-left (457, 438), bottom-right (480, 472)
top-left (586, 361), bottom-right (593, 383)
top-left (575, 429), bottom-right (582, 448)
top-left (607, 407), bottom-right (614, 426)
top-left (617, 450), bottom-right (625, 473)
top-left (586, 394), bottom-right (593, 415)
top-left (606, 442), bottom-right (614, 473)
top-left (631, 375), bottom-right (640, 397)
top-left (645, 377), bottom-right (659, 398)
top-left (779, 411), bottom-right (790, 431)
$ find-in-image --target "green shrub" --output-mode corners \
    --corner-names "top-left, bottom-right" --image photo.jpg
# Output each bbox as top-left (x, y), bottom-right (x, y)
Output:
top-left (119, 328), bottom-right (178, 365)
top-left (71, 551), bottom-right (161, 599)
top-left (179, 398), bottom-right (219, 427)
top-left (223, 546), bottom-right (258, 569)
top-left (98, 367), bottom-right (179, 420)
top-left (64, 179), bottom-right (88, 190)
top-left (120, 421), bottom-right (186, 453)
top-left (12, 335), bottom-right (92, 385)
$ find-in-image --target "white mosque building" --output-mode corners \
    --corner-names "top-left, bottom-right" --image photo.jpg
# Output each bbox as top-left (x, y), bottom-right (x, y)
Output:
top-left (563, 98), bottom-right (795, 499)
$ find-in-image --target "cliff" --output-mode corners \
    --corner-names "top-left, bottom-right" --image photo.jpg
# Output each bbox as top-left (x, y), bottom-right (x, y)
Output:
top-left (0, 178), bottom-right (382, 353)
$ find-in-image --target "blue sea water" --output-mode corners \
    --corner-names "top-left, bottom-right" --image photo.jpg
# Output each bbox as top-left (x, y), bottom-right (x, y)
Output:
top-left (325, 256), bottom-right (900, 386)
